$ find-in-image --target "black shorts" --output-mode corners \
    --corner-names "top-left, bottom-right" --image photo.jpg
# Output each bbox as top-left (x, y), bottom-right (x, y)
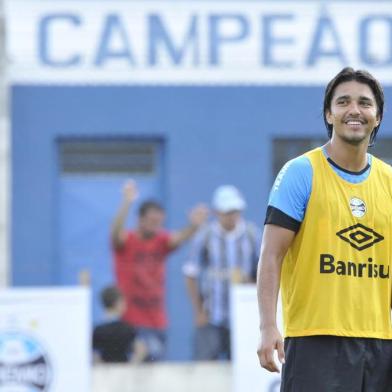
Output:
top-left (281, 336), bottom-right (392, 392)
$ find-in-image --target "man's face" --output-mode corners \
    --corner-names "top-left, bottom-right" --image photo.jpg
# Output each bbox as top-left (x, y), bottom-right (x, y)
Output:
top-left (326, 80), bottom-right (380, 146)
top-left (116, 296), bottom-right (127, 316)
top-left (217, 210), bottom-right (241, 231)
top-left (139, 208), bottom-right (165, 237)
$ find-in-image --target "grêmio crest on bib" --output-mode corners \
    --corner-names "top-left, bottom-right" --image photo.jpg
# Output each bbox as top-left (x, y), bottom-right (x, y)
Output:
top-left (349, 197), bottom-right (366, 218)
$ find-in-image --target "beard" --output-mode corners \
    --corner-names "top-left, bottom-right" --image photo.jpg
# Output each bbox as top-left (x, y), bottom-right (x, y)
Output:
top-left (339, 133), bottom-right (369, 146)
top-left (336, 123), bottom-right (373, 146)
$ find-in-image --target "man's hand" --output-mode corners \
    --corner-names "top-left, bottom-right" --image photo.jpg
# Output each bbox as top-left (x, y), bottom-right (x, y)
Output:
top-left (168, 204), bottom-right (208, 250)
top-left (111, 180), bottom-right (138, 248)
top-left (123, 180), bottom-right (138, 204)
top-left (257, 326), bottom-right (285, 373)
top-left (189, 204), bottom-right (209, 228)
top-left (195, 308), bottom-right (209, 327)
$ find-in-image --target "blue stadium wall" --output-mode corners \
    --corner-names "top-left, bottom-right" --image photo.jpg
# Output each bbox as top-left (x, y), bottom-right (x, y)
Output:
top-left (12, 84), bottom-right (392, 360)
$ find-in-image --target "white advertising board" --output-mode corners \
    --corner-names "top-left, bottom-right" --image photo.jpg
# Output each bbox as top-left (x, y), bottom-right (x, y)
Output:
top-left (231, 284), bottom-right (283, 392)
top-left (0, 287), bottom-right (91, 392)
top-left (4, 0), bottom-right (392, 85)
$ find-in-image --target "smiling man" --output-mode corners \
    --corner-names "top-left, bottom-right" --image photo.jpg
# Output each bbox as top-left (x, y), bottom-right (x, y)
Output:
top-left (257, 67), bottom-right (392, 391)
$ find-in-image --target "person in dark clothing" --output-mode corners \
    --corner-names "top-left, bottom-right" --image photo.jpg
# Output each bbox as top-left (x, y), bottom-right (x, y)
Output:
top-left (93, 285), bottom-right (146, 363)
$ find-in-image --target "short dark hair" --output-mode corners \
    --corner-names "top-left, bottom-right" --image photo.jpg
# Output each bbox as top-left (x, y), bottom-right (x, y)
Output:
top-left (138, 200), bottom-right (164, 217)
top-left (101, 286), bottom-right (123, 309)
top-left (323, 67), bottom-right (384, 146)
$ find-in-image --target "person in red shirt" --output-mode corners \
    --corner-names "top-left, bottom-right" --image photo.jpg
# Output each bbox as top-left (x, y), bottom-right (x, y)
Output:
top-left (111, 180), bottom-right (208, 361)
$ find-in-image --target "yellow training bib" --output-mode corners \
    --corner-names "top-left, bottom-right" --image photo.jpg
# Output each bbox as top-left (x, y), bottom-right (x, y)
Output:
top-left (281, 148), bottom-right (392, 339)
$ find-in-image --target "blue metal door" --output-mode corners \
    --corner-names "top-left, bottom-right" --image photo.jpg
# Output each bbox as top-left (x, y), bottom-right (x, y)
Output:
top-left (57, 139), bottom-right (164, 323)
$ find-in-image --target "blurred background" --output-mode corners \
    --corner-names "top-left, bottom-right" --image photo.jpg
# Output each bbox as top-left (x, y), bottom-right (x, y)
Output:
top-left (0, 0), bottom-right (391, 391)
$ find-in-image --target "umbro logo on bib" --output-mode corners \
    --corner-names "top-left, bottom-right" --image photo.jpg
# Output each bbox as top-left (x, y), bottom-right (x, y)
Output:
top-left (349, 197), bottom-right (366, 218)
top-left (336, 223), bottom-right (384, 251)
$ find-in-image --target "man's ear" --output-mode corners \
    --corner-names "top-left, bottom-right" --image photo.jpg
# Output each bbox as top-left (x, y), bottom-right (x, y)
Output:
top-left (326, 110), bottom-right (333, 125)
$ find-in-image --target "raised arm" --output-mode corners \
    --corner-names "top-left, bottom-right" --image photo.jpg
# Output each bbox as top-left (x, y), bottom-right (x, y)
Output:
top-left (168, 204), bottom-right (209, 250)
top-left (257, 224), bottom-right (295, 373)
top-left (111, 180), bottom-right (138, 248)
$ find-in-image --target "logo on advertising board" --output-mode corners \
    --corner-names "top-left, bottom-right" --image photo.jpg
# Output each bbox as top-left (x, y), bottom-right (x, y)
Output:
top-left (0, 332), bottom-right (52, 392)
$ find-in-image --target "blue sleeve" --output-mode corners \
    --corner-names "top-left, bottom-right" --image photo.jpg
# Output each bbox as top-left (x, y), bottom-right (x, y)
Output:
top-left (268, 155), bottom-right (313, 222)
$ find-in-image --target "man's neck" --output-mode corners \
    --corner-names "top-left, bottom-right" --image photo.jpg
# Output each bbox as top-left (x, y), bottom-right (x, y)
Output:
top-left (137, 228), bottom-right (156, 239)
top-left (217, 219), bottom-right (244, 234)
top-left (105, 309), bottom-right (121, 320)
top-left (325, 140), bottom-right (369, 172)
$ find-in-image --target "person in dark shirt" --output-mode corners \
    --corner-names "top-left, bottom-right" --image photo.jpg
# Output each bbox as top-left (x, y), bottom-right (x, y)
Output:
top-left (93, 285), bottom-right (146, 363)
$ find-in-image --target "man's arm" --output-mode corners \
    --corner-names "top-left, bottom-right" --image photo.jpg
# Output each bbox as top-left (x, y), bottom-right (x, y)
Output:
top-left (257, 224), bottom-right (295, 373)
top-left (185, 276), bottom-right (209, 326)
top-left (111, 180), bottom-right (138, 248)
top-left (168, 204), bottom-right (209, 250)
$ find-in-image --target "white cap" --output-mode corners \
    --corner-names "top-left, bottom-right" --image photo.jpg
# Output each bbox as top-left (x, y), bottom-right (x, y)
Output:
top-left (212, 185), bottom-right (246, 213)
